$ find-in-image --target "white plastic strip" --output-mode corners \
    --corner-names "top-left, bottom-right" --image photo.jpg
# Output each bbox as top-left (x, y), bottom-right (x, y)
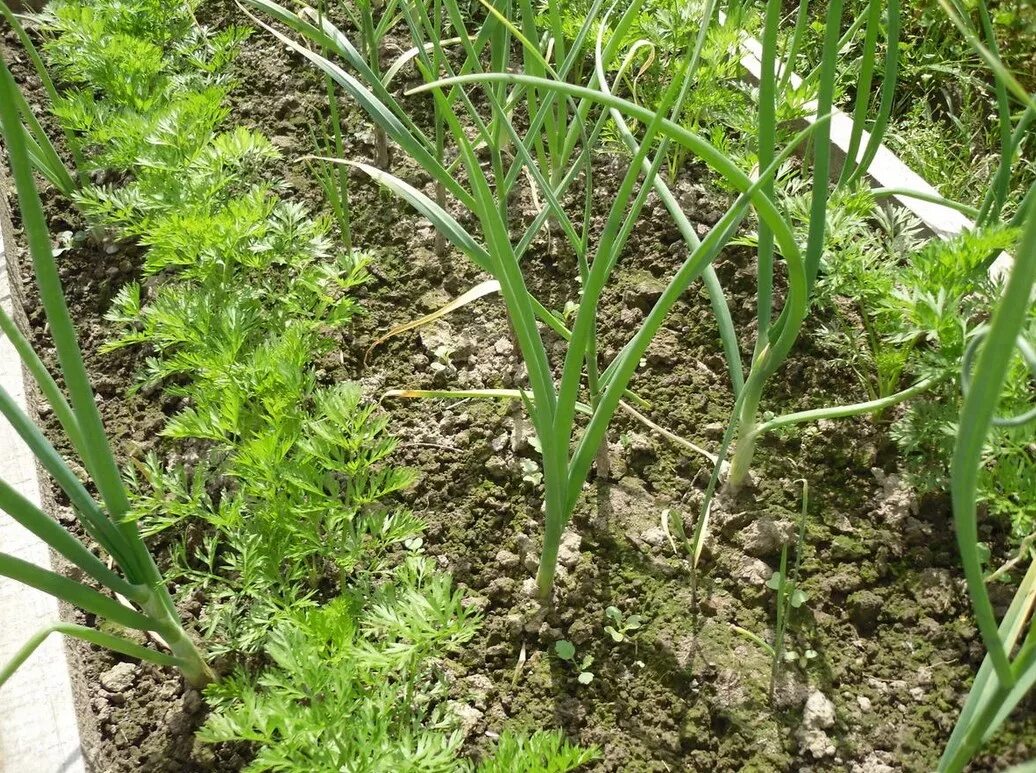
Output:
top-left (735, 31), bottom-right (1014, 279)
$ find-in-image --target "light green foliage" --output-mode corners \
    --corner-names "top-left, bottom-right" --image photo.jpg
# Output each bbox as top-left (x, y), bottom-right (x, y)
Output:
top-left (227, 382), bottom-right (421, 580)
top-left (603, 604), bottom-right (643, 642)
top-left (131, 379), bottom-right (425, 655)
top-left (125, 452), bottom-right (224, 535)
top-left (475, 729), bottom-right (600, 771)
top-left (549, 0), bottom-right (757, 167)
top-left (766, 570), bottom-right (807, 607)
top-left (201, 573), bottom-right (597, 771)
top-left (881, 230), bottom-right (1034, 538)
top-left (37, 0), bottom-right (248, 172)
top-left (740, 178), bottom-right (921, 397)
top-left (200, 560), bottom-right (478, 771)
top-left (41, 0), bottom-right (423, 654)
top-left (554, 639), bottom-right (576, 660)
top-left (812, 189), bottom-right (1035, 539)
top-left (553, 640), bottom-right (594, 683)
top-left (800, 0), bottom-right (1036, 212)
top-left (747, 0), bottom-right (1036, 548)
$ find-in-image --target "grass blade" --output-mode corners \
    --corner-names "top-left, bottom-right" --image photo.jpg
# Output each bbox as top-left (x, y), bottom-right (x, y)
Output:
top-left (0, 553), bottom-right (156, 632)
top-left (0, 622), bottom-right (181, 690)
top-left (366, 280), bottom-right (501, 362)
top-left (949, 197), bottom-right (1036, 687)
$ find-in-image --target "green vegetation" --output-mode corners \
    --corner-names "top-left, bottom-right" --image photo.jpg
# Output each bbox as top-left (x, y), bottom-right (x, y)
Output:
top-left (0, 0), bottom-right (1033, 769)
top-left (554, 638), bottom-right (595, 683)
top-left (942, 191), bottom-right (1036, 773)
top-left (241, 0), bottom-right (826, 599)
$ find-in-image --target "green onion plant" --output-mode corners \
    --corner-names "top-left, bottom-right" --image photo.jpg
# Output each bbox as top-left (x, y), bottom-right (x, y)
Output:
top-left (724, 0), bottom-right (898, 489)
top-left (768, 479), bottom-right (810, 698)
top-left (939, 193), bottom-right (1036, 773)
top-left (242, 0), bottom-right (828, 598)
top-left (0, 0), bottom-right (83, 194)
top-left (934, 3), bottom-right (1036, 766)
top-left (725, 0), bottom-right (1032, 498)
top-left (307, 0), bottom-right (354, 250)
top-left (0, 58), bottom-right (212, 689)
top-left (328, 0), bottom-right (404, 168)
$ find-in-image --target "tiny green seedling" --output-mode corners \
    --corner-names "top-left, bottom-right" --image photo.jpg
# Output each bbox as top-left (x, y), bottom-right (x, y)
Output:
top-left (554, 640), bottom-right (594, 684)
top-left (604, 606), bottom-right (644, 643)
top-left (766, 570), bottom-right (809, 610)
top-left (520, 458), bottom-right (543, 486)
top-left (768, 571), bottom-right (817, 664)
top-left (431, 343), bottom-right (455, 366)
top-left (782, 646), bottom-right (819, 663)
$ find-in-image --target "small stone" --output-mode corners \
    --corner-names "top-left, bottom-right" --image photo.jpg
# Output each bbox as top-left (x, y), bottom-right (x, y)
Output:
top-left (182, 689), bottom-right (203, 714)
top-left (732, 555), bottom-right (772, 586)
top-left (495, 549), bottom-right (520, 569)
top-left (803, 690), bottom-right (836, 730)
top-left (624, 432), bottom-right (654, 457)
top-left (462, 595), bottom-right (489, 612)
top-left (903, 516), bottom-right (931, 546)
top-left (711, 504), bottom-right (754, 535)
top-left (448, 702), bottom-right (483, 737)
top-left (504, 613), bottom-right (523, 636)
top-left (464, 675), bottom-right (494, 710)
top-left (567, 619), bottom-right (593, 645)
top-left (523, 603), bottom-right (549, 633)
top-left (740, 517), bottom-right (795, 557)
top-left (539, 625), bottom-right (563, 644)
top-left (486, 456), bottom-right (509, 480)
top-left (857, 696), bottom-right (872, 712)
top-left (163, 706), bottom-right (192, 735)
top-left (916, 568), bottom-right (955, 616)
top-left (100, 662), bottom-right (137, 693)
top-left (625, 276), bottom-right (665, 311)
top-left (639, 526), bottom-right (667, 549)
top-left (608, 442), bottom-right (629, 479)
top-left (853, 754), bottom-right (896, 773)
top-left (557, 530), bottom-right (581, 568)
top-left (418, 288), bottom-right (450, 311)
top-left (798, 690), bottom-right (837, 759)
top-left (909, 686), bottom-right (925, 702)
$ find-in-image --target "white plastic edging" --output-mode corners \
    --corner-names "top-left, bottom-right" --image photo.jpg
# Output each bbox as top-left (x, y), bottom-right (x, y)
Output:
top-left (0, 188), bottom-right (85, 772)
top-left (735, 34), bottom-right (1014, 280)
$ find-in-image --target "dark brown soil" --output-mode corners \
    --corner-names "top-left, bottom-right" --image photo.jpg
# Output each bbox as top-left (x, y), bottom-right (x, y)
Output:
top-left (2, 2), bottom-right (1034, 771)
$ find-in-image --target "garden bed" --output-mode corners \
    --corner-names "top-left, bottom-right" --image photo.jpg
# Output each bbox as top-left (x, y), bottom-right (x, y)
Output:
top-left (1, 0), bottom-right (1034, 771)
